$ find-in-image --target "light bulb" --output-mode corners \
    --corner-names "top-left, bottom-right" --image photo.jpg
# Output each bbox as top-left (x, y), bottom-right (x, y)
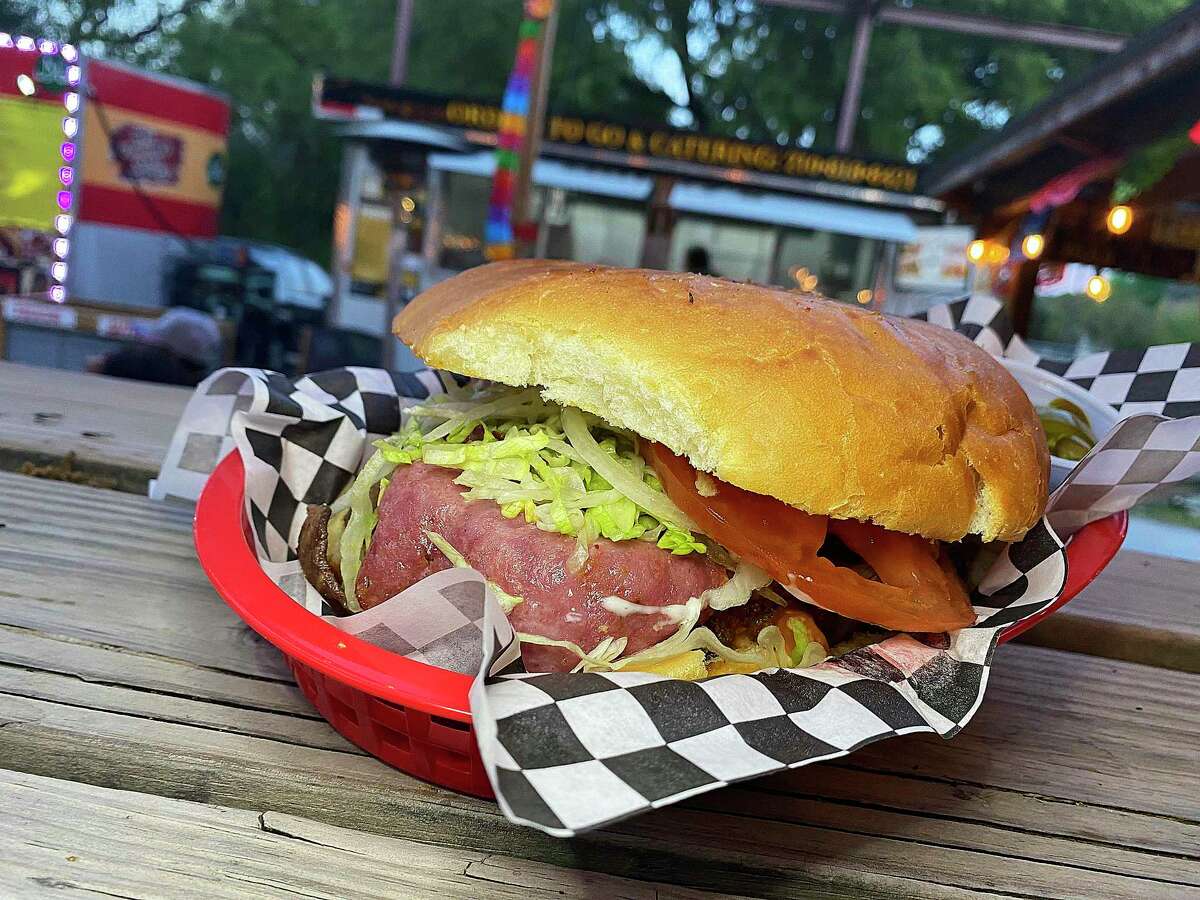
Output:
top-left (67, 65), bottom-right (81, 86)
top-left (967, 239), bottom-right (986, 263)
top-left (49, 285), bottom-right (66, 302)
top-left (63, 92), bottom-right (79, 113)
top-left (16, 74), bottom-right (34, 96)
top-left (53, 238), bottom-right (70, 258)
top-left (51, 262), bottom-right (67, 281)
top-left (1106, 205), bottom-right (1133, 235)
top-left (1021, 233), bottom-right (1044, 260)
top-left (856, 289), bottom-right (873, 304)
top-left (63, 117), bottom-right (78, 138)
top-left (1085, 274), bottom-right (1111, 303)
top-left (54, 214), bottom-right (72, 234)
top-left (61, 44), bottom-right (78, 63)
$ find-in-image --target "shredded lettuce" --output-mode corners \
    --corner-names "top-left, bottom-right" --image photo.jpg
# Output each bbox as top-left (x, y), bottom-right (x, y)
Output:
top-left (424, 530), bottom-right (524, 613)
top-left (335, 451), bottom-right (397, 611)
top-left (526, 593), bottom-right (827, 674)
top-left (559, 406), bottom-right (700, 534)
top-left (785, 618), bottom-right (828, 667)
top-left (697, 559), bottom-right (772, 611)
top-left (370, 384), bottom-right (707, 570)
top-left (515, 632), bottom-right (627, 673)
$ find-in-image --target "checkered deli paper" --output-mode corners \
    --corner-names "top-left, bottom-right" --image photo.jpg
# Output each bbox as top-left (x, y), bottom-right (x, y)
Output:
top-left (156, 306), bottom-right (1200, 837)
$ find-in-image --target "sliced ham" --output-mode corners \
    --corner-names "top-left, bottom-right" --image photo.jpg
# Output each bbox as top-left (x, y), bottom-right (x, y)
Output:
top-left (357, 462), bottom-right (726, 671)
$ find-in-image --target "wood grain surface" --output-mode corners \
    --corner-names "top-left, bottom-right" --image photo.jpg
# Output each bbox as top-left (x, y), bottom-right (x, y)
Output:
top-left (1018, 548), bottom-right (1200, 672)
top-left (0, 360), bottom-right (190, 487)
top-left (1, 362), bottom-right (1196, 670)
top-left (0, 770), bottom-right (742, 900)
top-left (1, 471), bottom-right (1197, 898)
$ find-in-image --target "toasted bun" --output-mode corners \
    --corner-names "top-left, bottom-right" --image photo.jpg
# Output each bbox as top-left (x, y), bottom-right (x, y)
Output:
top-left (395, 261), bottom-right (1048, 542)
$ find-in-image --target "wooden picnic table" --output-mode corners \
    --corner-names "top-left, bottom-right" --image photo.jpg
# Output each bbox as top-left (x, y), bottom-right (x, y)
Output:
top-left (1, 364), bottom-right (1198, 898)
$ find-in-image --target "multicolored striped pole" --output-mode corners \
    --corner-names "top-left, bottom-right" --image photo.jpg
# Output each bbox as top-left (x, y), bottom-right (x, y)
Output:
top-left (485, 0), bottom-right (555, 261)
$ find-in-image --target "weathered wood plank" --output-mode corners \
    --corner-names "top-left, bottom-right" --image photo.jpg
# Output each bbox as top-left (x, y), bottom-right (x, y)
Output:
top-left (2, 463), bottom-right (1200, 896)
top-left (0, 625), bottom-right (314, 718)
top-left (0, 475), bottom-right (291, 682)
top-left (0, 655), bottom-right (1195, 899)
top-left (3, 473), bottom-right (1198, 820)
top-left (1, 618), bottom-right (1196, 864)
top-left (0, 769), bottom-right (747, 900)
top-left (7, 460), bottom-right (1200, 679)
top-left (1019, 549), bottom-right (1200, 673)
top-left (0, 360), bottom-right (189, 481)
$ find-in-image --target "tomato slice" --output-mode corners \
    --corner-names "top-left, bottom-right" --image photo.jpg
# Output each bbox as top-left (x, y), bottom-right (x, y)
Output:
top-left (644, 442), bottom-right (976, 633)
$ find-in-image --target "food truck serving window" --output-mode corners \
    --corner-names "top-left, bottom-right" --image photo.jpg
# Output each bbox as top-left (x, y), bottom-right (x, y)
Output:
top-left (428, 153), bottom-right (652, 272)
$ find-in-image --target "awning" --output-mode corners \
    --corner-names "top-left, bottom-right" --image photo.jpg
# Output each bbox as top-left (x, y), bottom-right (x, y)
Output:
top-left (336, 120), bottom-right (469, 152)
top-left (428, 152), bottom-right (653, 201)
top-left (668, 182), bottom-right (918, 243)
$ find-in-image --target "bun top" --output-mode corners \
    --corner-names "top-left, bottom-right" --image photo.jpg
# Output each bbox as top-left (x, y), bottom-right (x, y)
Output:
top-left (395, 261), bottom-right (1048, 542)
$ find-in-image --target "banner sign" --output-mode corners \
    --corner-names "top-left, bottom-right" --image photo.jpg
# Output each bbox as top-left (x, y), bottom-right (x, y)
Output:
top-left (0, 45), bottom-right (72, 231)
top-left (318, 78), bottom-right (920, 195)
top-left (80, 59), bottom-right (230, 237)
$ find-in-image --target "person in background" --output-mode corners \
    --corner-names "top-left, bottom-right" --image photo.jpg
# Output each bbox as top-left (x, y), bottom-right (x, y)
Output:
top-left (685, 245), bottom-right (717, 276)
top-left (88, 306), bottom-right (222, 387)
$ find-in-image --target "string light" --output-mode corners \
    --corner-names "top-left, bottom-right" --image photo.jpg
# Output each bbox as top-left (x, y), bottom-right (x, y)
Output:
top-left (1021, 233), bottom-right (1045, 260)
top-left (1085, 274), bottom-right (1111, 303)
top-left (1106, 205), bottom-right (1133, 235)
top-left (16, 35), bottom-right (76, 304)
top-left (967, 239), bottom-right (986, 263)
top-left (856, 289), bottom-right (873, 304)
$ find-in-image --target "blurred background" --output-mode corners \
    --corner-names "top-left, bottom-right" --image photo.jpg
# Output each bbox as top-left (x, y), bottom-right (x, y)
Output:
top-left (1, 0), bottom-right (1198, 551)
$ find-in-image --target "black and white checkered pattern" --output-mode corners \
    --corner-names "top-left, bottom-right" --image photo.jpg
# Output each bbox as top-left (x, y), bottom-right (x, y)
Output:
top-left (1047, 414), bottom-right (1200, 537)
top-left (472, 520), bottom-right (1065, 836)
top-left (157, 296), bottom-right (1200, 836)
top-left (917, 294), bottom-right (1012, 358)
top-left (922, 299), bottom-right (1200, 419)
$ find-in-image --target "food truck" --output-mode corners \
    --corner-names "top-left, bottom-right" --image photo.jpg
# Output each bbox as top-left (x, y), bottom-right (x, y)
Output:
top-left (0, 41), bottom-right (331, 372)
top-left (314, 78), bottom-right (960, 338)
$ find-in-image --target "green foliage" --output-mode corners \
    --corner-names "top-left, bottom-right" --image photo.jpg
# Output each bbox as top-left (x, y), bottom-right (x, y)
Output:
top-left (1031, 272), bottom-right (1200, 351)
top-left (1113, 132), bottom-right (1194, 203)
top-left (1, 0), bottom-right (1190, 260)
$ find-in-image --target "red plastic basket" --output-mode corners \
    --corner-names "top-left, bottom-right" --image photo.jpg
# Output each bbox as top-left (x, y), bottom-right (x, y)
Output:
top-left (195, 450), bottom-right (1127, 798)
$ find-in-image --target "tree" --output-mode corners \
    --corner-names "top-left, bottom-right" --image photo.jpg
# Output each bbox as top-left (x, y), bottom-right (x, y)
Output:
top-left (1, 0), bottom-right (1190, 261)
